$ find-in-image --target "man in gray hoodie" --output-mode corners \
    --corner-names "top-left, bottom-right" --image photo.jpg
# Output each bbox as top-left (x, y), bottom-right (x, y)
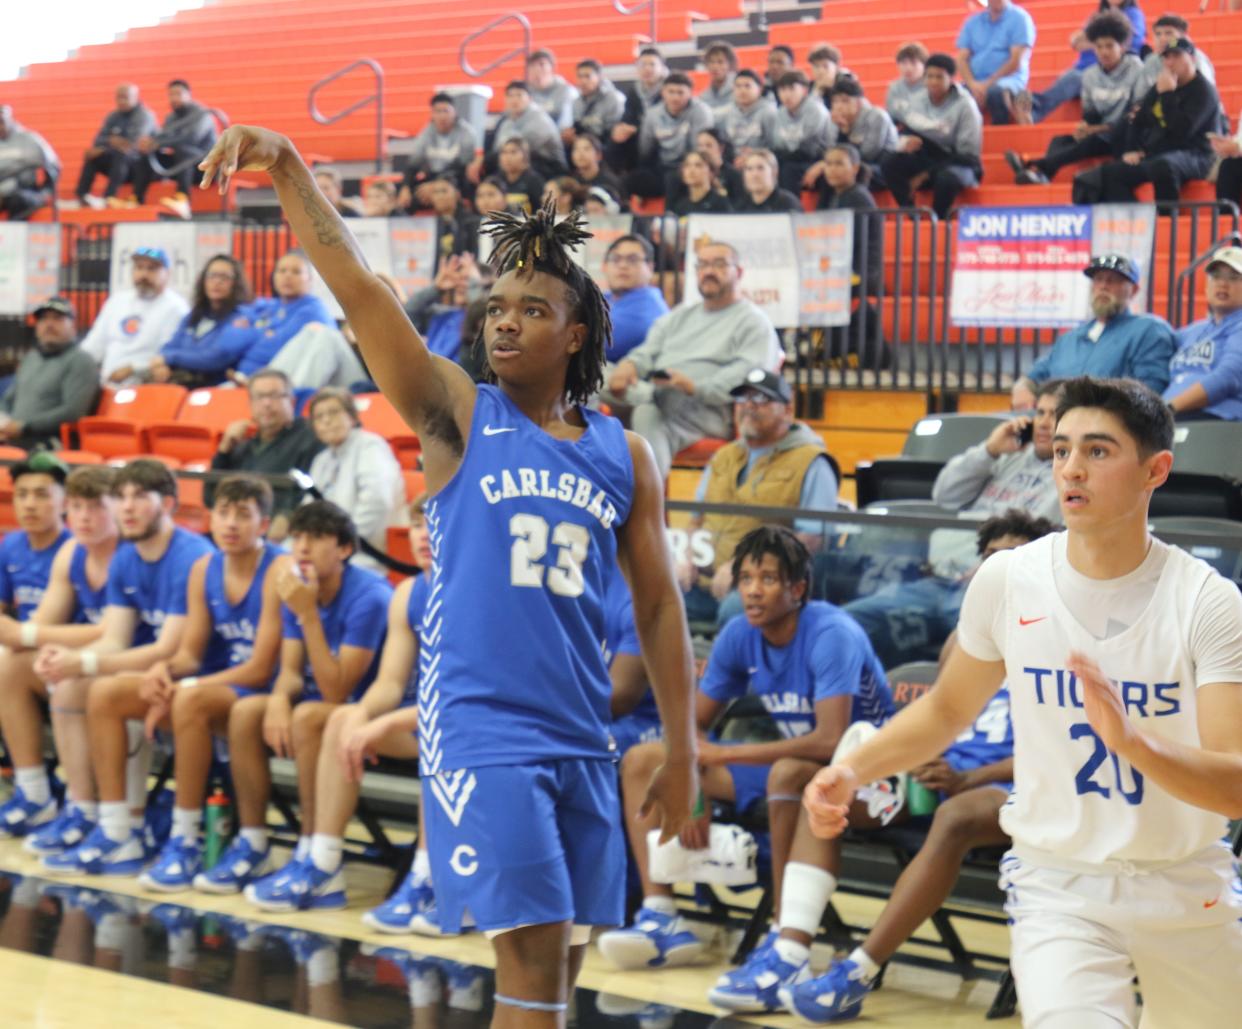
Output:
top-left (130, 79), bottom-right (218, 216)
top-left (570, 60), bottom-right (625, 145)
top-left (0, 298), bottom-right (98, 451)
top-left (699, 41), bottom-right (738, 122)
top-left (765, 70), bottom-right (834, 193)
top-left (398, 93), bottom-right (479, 207)
top-left (525, 49), bottom-right (579, 133)
top-left (0, 106), bottom-right (60, 221)
top-left (718, 70), bottom-right (777, 156)
top-left (631, 73), bottom-right (714, 199)
top-left (76, 84), bottom-right (158, 208)
top-left (479, 81), bottom-right (567, 180)
top-left (802, 76), bottom-right (898, 190)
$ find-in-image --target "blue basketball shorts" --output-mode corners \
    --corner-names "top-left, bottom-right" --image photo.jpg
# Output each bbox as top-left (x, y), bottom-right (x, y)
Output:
top-left (726, 761), bottom-right (771, 816)
top-left (421, 757), bottom-right (625, 935)
top-left (609, 711), bottom-right (663, 757)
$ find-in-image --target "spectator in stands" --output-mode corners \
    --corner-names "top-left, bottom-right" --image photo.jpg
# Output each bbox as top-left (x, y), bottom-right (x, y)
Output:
top-left (1164, 246), bottom-right (1242, 420)
top-left (886, 43), bottom-right (929, 125)
top-left (1212, 114), bottom-right (1242, 205)
top-left (427, 175), bottom-right (478, 261)
top-left (1011, 255), bottom-right (1175, 407)
top-left (80, 246), bottom-right (188, 386)
top-left (305, 388), bottom-right (406, 573)
top-left (209, 368), bottom-right (323, 539)
top-left (695, 126), bottom-right (746, 204)
top-left (603, 235), bottom-right (669, 364)
top-left (1139, 13), bottom-right (1215, 93)
top-left (233, 251), bottom-right (335, 381)
top-left (361, 180), bottom-right (397, 218)
top-left (609, 48), bottom-right (668, 172)
top-left (398, 93), bottom-right (478, 208)
top-left (585, 186), bottom-right (621, 217)
top-left (631, 73), bottom-right (714, 200)
top-left (809, 43), bottom-right (849, 102)
top-left (130, 80), bottom-right (218, 219)
top-left (76, 84), bottom-right (157, 209)
top-left (570, 60), bottom-right (626, 146)
top-left (700, 41), bottom-right (739, 121)
top-left (719, 69), bottom-right (777, 159)
top-left (604, 240), bottom-right (782, 476)
top-left (805, 76), bottom-right (898, 190)
top-left (151, 255), bottom-right (254, 388)
top-left (525, 49), bottom-right (578, 133)
top-left (472, 176), bottom-right (509, 220)
top-left (314, 168), bottom-right (359, 219)
top-left (1073, 37), bottom-right (1219, 203)
top-left (0, 104), bottom-right (59, 220)
top-left (766, 44), bottom-right (796, 95)
top-left (568, 133), bottom-right (624, 206)
top-left (882, 54), bottom-right (983, 219)
top-left (488, 138), bottom-right (544, 216)
top-left (670, 150), bottom-right (733, 214)
top-left (955, 0), bottom-right (1036, 124)
top-left (543, 176), bottom-right (588, 216)
top-left (679, 368), bottom-right (839, 625)
top-left (0, 297), bottom-right (97, 451)
top-left (407, 253), bottom-right (486, 362)
top-left (1007, 11), bottom-right (1145, 184)
top-left (478, 82), bottom-right (565, 181)
top-left (737, 149), bottom-right (802, 213)
top-left (767, 71), bottom-right (834, 194)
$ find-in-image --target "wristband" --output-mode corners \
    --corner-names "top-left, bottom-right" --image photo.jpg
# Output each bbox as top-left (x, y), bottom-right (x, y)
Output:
top-left (179, 676), bottom-right (199, 690)
top-left (80, 651), bottom-right (99, 677)
top-left (20, 622), bottom-right (38, 648)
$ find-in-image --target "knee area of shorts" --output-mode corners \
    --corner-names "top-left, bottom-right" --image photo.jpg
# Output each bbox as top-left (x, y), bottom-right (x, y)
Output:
top-left (766, 757), bottom-right (820, 795)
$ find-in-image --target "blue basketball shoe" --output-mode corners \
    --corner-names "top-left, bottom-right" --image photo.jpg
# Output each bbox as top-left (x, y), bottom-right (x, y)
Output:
top-left (362, 869), bottom-right (441, 935)
top-left (193, 836), bottom-right (271, 894)
top-left (707, 938), bottom-right (810, 1012)
top-left (244, 857), bottom-right (346, 912)
top-left (139, 837), bottom-right (202, 892)
top-left (24, 805), bottom-right (95, 855)
top-left (0, 787), bottom-right (57, 838)
top-left (779, 958), bottom-right (875, 1023)
top-left (42, 826), bottom-right (145, 876)
top-left (596, 906), bottom-right (705, 969)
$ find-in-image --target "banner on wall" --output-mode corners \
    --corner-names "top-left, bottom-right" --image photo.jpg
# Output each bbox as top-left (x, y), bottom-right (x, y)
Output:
top-left (683, 213), bottom-right (801, 327)
top-left (791, 210), bottom-right (854, 328)
top-left (0, 223), bottom-right (61, 317)
top-left (109, 222), bottom-right (232, 302)
top-left (950, 204), bottom-right (1156, 328)
top-left (310, 216), bottom-right (436, 319)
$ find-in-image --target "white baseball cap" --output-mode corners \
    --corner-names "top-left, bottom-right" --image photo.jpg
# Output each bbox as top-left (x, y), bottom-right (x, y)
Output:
top-left (1207, 246), bottom-right (1242, 276)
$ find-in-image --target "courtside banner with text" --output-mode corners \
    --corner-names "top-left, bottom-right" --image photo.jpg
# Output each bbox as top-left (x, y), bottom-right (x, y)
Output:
top-left (0, 223), bottom-right (61, 316)
top-left (109, 222), bottom-right (233, 302)
top-left (792, 211), bottom-right (854, 327)
top-left (311, 216), bottom-right (436, 319)
top-left (950, 204), bottom-right (1155, 328)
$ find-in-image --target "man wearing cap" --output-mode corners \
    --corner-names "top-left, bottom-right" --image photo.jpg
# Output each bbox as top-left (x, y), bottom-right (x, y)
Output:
top-left (1010, 254), bottom-right (1175, 408)
top-left (0, 298), bottom-right (99, 451)
top-left (79, 247), bottom-right (189, 387)
top-left (1071, 36), bottom-right (1220, 204)
top-left (1164, 247), bottom-right (1242, 420)
top-left (679, 367), bottom-right (839, 625)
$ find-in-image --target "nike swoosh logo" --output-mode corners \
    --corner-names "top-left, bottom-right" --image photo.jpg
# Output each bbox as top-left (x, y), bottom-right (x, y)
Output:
top-left (1204, 897), bottom-right (1220, 908)
top-left (482, 426), bottom-right (516, 436)
top-left (1018, 616), bottom-right (1047, 626)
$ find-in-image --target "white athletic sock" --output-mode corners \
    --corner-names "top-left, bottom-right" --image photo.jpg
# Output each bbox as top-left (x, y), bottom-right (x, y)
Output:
top-left (306, 946), bottom-right (339, 986)
top-left (642, 894), bottom-right (677, 916)
top-left (412, 847), bottom-right (432, 883)
top-left (98, 802), bottom-right (132, 844)
top-left (773, 936), bottom-right (811, 965)
top-left (168, 928), bottom-right (197, 971)
top-left (75, 800), bottom-right (99, 821)
top-left (778, 862), bottom-right (838, 937)
top-left (294, 835), bottom-right (312, 861)
top-left (124, 722), bottom-right (151, 811)
top-left (240, 827), bottom-right (269, 853)
top-left (14, 766), bottom-right (50, 806)
top-left (849, 946), bottom-right (881, 982)
top-left (309, 833), bottom-right (343, 874)
top-left (171, 807), bottom-right (202, 842)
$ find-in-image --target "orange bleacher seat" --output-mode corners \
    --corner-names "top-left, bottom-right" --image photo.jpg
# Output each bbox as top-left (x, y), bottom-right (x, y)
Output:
top-left (111, 454), bottom-right (183, 470)
top-left (57, 450), bottom-right (105, 465)
top-left (175, 476), bottom-right (209, 533)
top-left (673, 438), bottom-right (728, 468)
top-left (146, 387), bottom-right (253, 465)
top-left (355, 392), bottom-right (421, 470)
top-left (403, 470), bottom-right (426, 501)
top-left (71, 384), bottom-right (189, 459)
top-left (385, 524), bottom-right (416, 585)
top-left (0, 446), bottom-right (29, 462)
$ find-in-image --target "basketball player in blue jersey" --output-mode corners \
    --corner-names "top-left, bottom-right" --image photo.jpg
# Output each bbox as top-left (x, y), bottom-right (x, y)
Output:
top-left (805, 378), bottom-right (1242, 1028)
top-left (201, 126), bottom-right (697, 1021)
top-left (0, 465), bottom-right (117, 847)
top-left (601, 526), bottom-right (893, 985)
top-left (39, 459), bottom-right (215, 876)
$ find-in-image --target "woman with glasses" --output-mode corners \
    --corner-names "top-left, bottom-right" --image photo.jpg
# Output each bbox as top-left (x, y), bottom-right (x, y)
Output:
top-left (150, 254), bottom-right (255, 387)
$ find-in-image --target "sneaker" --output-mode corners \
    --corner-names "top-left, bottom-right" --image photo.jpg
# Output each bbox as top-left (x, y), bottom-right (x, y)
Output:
top-left (439, 959), bottom-right (486, 1012)
top-left (0, 788), bottom-right (58, 838)
top-left (243, 857), bottom-right (346, 912)
top-left (1004, 149), bottom-right (1027, 180)
top-left (106, 196), bottom-right (138, 210)
top-left (779, 958), bottom-right (874, 1023)
top-left (159, 192), bottom-right (192, 220)
top-left (24, 805), bottom-right (93, 854)
top-left (193, 836), bottom-right (271, 894)
top-left (142, 900), bottom-right (199, 935)
top-left (596, 906), bottom-right (705, 970)
top-left (139, 837), bottom-right (202, 892)
top-left (82, 194), bottom-right (107, 210)
top-left (362, 871), bottom-right (441, 935)
top-left (42, 826), bottom-right (145, 877)
top-left (707, 940), bottom-right (810, 1012)
top-left (1016, 168), bottom-right (1050, 185)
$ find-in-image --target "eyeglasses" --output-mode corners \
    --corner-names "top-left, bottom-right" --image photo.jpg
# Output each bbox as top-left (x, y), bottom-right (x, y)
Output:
top-left (251, 390), bottom-right (290, 402)
top-left (696, 259), bottom-right (735, 272)
top-left (205, 270), bottom-right (236, 282)
top-left (606, 253), bottom-right (648, 266)
top-left (735, 392), bottom-right (781, 407)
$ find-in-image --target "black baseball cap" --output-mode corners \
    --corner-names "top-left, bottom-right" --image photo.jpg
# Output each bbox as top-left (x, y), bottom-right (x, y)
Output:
top-left (31, 296), bottom-right (75, 319)
top-left (1084, 253), bottom-right (1141, 285)
top-left (730, 368), bottom-right (792, 403)
top-left (1162, 37), bottom-right (1196, 56)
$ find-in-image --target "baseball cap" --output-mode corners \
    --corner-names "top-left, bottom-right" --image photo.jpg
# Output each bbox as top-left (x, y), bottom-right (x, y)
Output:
top-left (1084, 253), bottom-right (1141, 286)
top-left (1207, 246), bottom-right (1242, 276)
top-left (132, 246), bottom-right (170, 267)
top-left (730, 367), bottom-right (791, 403)
top-left (1162, 36), bottom-right (1196, 57)
top-left (31, 296), bottom-right (75, 319)
top-left (10, 451), bottom-right (69, 485)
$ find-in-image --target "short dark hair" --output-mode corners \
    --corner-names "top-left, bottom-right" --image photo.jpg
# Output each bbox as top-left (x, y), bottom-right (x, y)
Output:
top-left (289, 500), bottom-right (358, 555)
top-left (808, 44), bottom-right (841, 65)
top-left (828, 141), bottom-right (861, 166)
top-left (975, 509), bottom-right (1057, 556)
top-left (113, 458), bottom-right (177, 499)
top-left (776, 70), bottom-right (810, 90)
top-left (735, 68), bottom-right (763, 86)
top-left (430, 91), bottom-right (455, 107)
top-left (704, 41), bottom-right (738, 68)
top-left (925, 53), bottom-right (957, 77)
top-left (895, 42), bottom-right (929, 64)
top-left (213, 474), bottom-right (274, 518)
top-left (499, 136), bottom-right (531, 158)
top-left (11, 452), bottom-right (67, 487)
top-left (167, 78), bottom-right (191, 91)
top-left (65, 465), bottom-right (116, 500)
top-left (638, 47), bottom-right (664, 61)
top-left (663, 72), bottom-right (693, 90)
top-left (1055, 376), bottom-right (1174, 458)
top-left (605, 233), bottom-right (654, 262)
top-left (829, 76), bottom-right (864, 100)
top-left (1154, 13), bottom-right (1189, 33)
top-left (576, 58), bottom-right (602, 74)
top-left (769, 44), bottom-right (795, 61)
top-left (526, 48), bottom-right (555, 66)
top-left (505, 80), bottom-right (530, 95)
top-left (1085, 10), bottom-right (1133, 45)
top-left (248, 367), bottom-right (291, 393)
top-left (573, 131), bottom-right (603, 155)
top-left (1035, 378), bottom-right (1065, 400)
top-left (730, 525), bottom-right (812, 606)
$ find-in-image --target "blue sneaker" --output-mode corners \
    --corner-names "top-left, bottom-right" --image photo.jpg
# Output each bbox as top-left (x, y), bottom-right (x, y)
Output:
top-left (362, 871), bottom-right (442, 935)
top-left (0, 788), bottom-right (57, 838)
top-left (779, 958), bottom-right (874, 1023)
top-left (192, 836), bottom-right (271, 894)
top-left (139, 837), bottom-right (202, 893)
top-left (142, 900), bottom-right (199, 935)
top-left (24, 806), bottom-right (95, 855)
top-left (596, 906), bottom-right (705, 970)
top-left (707, 938), bottom-right (810, 1012)
top-left (243, 857), bottom-right (346, 912)
top-left (438, 959), bottom-right (487, 1012)
top-left (42, 826), bottom-right (145, 877)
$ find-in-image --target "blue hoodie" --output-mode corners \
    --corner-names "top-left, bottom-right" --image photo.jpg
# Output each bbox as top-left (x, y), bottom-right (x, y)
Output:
top-left (234, 294), bottom-right (334, 377)
top-left (159, 304), bottom-right (255, 382)
top-left (1027, 309), bottom-right (1175, 395)
top-left (1163, 308), bottom-right (1242, 421)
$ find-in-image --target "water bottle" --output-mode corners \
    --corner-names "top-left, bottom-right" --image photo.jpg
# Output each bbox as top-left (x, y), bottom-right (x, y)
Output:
top-left (204, 789), bottom-right (233, 869)
top-left (905, 775), bottom-right (940, 816)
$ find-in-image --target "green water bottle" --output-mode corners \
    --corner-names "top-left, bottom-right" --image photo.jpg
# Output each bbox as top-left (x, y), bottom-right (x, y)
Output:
top-left (905, 775), bottom-right (940, 816)
top-left (204, 789), bottom-right (233, 869)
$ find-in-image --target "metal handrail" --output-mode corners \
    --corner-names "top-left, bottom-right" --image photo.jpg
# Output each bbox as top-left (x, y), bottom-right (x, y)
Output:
top-left (308, 58), bottom-right (385, 173)
top-left (1173, 222), bottom-right (1242, 327)
top-left (613, 0), bottom-right (657, 42)
top-left (459, 13), bottom-right (532, 78)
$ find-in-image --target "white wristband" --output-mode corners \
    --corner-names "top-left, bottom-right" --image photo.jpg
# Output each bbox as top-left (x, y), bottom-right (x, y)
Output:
top-left (80, 651), bottom-right (99, 677)
top-left (179, 677), bottom-right (199, 690)
top-left (20, 622), bottom-right (38, 648)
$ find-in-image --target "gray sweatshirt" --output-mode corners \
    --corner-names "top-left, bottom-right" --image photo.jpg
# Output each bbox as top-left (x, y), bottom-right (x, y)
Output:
top-left (572, 80), bottom-right (626, 138)
top-left (491, 105), bottom-right (565, 169)
top-left (92, 104), bottom-right (158, 148)
top-left (834, 100), bottom-right (899, 164)
top-left (0, 342), bottom-right (98, 442)
top-left (639, 98), bottom-right (715, 170)
top-left (308, 427), bottom-right (406, 572)
top-left (718, 97), bottom-right (777, 151)
top-left (0, 123), bottom-right (60, 194)
top-left (885, 78), bottom-right (924, 125)
top-left (902, 84), bottom-right (982, 162)
top-left (154, 101), bottom-right (217, 155)
top-left (409, 121), bottom-right (479, 175)
top-left (623, 298), bottom-right (782, 407)
top-left (932, 442), bottom-right (1060, 522)
top-left (765, 96), bottom-right (833, 162)
top-left (1082, 54), bottom-right (1145, 127)
top-left (529, 76), bottom-right (580, 130)
top-left (699, 79), bottom-right (736, 122)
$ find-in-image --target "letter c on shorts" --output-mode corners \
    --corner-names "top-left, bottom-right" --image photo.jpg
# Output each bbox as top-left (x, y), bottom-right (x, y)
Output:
top-left (450, 844), bottom-right (479, 876)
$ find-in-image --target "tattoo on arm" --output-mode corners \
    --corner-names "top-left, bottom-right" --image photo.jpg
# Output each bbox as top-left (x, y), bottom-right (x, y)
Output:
top-left (293, 180), bottom-right (347, 249)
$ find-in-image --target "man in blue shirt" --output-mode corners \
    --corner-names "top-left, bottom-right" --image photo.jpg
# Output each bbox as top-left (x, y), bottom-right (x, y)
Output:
top-left (599, 527), bottom-right (891, 985)
top-left (1165, 247), bottom-right (1242, 421)
top-left (956, 0), bottom-right (1036, 125)
top-left (1011, 254), bottom-right (1176, 408)
top-left (603, 234), bottom-right (669, 364)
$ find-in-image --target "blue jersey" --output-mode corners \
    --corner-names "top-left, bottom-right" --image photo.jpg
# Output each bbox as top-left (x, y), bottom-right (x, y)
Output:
top-left (69, 542), bottom-right (110, 625)
top-left (200, 543), bottom-right (282, 675)
top-left (106, 528), bottom-right (215, 647)
top-left (701, 600), bottom-right (894, 737)
top-left (281, 563), bottom-right (392, 701)
top-left (0, 529), bottom-right (71, 620)
top-left (603, 567), bottom-right (659, 726)
top-left (944, 685), bottom-right (1013, 774)
top-left (400, 574), bottom-right (431, 707)
top-left (419, 384), bottom-right (635, 773)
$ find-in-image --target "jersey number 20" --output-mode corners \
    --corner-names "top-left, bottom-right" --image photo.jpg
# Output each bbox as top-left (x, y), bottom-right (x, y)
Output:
top-left (510, 514), bottom-right (589, 597)
top-left (1070, 722), bottom-right (1144, 805)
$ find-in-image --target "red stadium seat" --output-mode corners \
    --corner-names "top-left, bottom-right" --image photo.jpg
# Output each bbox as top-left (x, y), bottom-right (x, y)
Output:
top-left (56, 450), bottom-right (105, 465)
top-left (0, 446), bottom-right (29, 462)
top-left (146, 387), bottom-right (253, 465)
top-left (175, 476), bottom-right (209, 533)
top-left (355, 392), bottom-right (421, 470)
top-left (672, 438), bottom-right (727, 468)
top-left (403, 470), bottom-right (426, 501)
top-left (110, 454), bottom-right (183, 469)
top-left (73, 385), bottom-right (188, 459)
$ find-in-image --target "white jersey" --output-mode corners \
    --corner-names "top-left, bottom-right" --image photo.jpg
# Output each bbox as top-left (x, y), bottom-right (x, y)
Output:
top-left (957, 532), bottom-right (1242, 868)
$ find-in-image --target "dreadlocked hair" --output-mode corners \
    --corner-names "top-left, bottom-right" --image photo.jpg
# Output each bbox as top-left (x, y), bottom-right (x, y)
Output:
top-left (475, 194), bottom-right (612, 405)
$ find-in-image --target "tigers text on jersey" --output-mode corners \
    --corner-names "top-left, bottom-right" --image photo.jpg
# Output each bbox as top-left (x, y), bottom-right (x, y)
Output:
top-left (957, 533), bottom-right (1242, 866)
top-left (200, 543), bottom-right (281, 675)
top-left (418, 385), bottom-right (635, 773)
